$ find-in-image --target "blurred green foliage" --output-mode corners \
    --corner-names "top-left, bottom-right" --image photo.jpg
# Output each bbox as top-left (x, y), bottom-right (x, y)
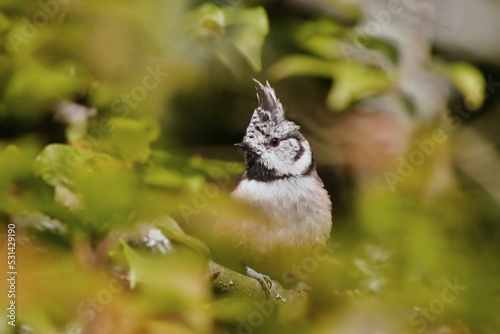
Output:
top-left (0, 1), bottom-right (499, 334)
top-left (269, 18), bottom-right (396, 111)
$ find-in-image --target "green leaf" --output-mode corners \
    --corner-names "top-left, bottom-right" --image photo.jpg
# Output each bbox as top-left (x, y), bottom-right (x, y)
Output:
top-left (226, 6), bottom-right (269, 72)
top-left (3, 60), bottom-right (85, 118)
top-left (35, 144), bottom-right (137, 228)
top-left (152, 216), bottom-right (211, 258)
top-left (96, 117), bottom-right (160, 164)
top-left (0, 139), bottom-right (40, 208)
top-left (270, 57), bottom-right (393, 111)
top-left (117, 233), bottom-right (208, 285)
top-left (0, 140), bottom-right (39, 185)
top-left (296, 19), bottom-right (345, 60)
top-left (150, 151), bottom-right (243, 183)
top-left (120, 239), bottom-right (150, 288)
top-left (34, 144), bottom-right (123, 186)
top-left (143, 164), bottom-right (187, 189)
top-left (348, 35), bottom-right (399, 64)
top-left (72, 167), bottom-right (137, 226)
top-left (300, 36), bottom-right (344, 61)
top-left (116, 237), bottom-right (211, 331)
top-left (189, 3), bottom-right (226, 38)
top-left (443, 62), bottom-right (485, 110)
top-left (268, 55), bottom-right (334, 80)
top-left (297, 18), bottom-right (344, 41)
top-left (0, 12), bottom-right (10, 32)
top-left (65, 123), bottom-right (89, 144)
top-left (327, 61), bottom-right (394, 111)
top-left (188, 4), bottom-right (269, 73)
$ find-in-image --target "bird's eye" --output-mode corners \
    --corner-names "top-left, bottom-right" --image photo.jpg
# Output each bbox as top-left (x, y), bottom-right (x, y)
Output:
top-left (270, 138), bottom-right (280, 147)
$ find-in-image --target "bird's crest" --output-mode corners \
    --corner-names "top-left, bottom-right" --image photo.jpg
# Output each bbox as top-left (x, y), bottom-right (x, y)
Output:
top-left (253, 79), bottom-right (282, 115)
top-left (245, 80), bottom-right (298, 140)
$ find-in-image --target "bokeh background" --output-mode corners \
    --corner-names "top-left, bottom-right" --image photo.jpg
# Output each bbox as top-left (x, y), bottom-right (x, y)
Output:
top-left (1, 0), bottom-right (499, 333)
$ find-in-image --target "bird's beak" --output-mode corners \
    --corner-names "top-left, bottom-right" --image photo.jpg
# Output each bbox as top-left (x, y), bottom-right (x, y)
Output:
top-left (234, 141), bottom-right (252, 151)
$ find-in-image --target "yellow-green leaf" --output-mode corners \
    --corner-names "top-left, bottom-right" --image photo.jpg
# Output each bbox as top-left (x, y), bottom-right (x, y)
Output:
top-left (268, 55), bottom-right (334, 80)
top-left (327, 61), bottom-right (394, 111)
top-left (226, 6), bottom-right (269, 72)
top-left (96, 117), bottom-right (160, 164)
top-left (445, 62), bottom-right (485, 111)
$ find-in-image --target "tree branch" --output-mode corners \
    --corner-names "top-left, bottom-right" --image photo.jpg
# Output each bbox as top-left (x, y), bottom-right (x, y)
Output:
top-left (209, 261), bottom-right (306, 304)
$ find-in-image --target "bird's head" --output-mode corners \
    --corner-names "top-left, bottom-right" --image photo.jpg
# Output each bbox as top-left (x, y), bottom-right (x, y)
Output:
top-left (236, 80), bottom-right (314, 182)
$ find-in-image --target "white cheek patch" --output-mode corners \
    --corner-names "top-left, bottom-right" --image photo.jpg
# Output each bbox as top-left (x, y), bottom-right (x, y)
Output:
top-left (261, 138), bottom-right (312, 176)
top-left (288, 139), bottom-right (302, 162)
top-left (277, 140), bottom-right (298, 165)
top-left (294, 146), bottom-right (312, 174)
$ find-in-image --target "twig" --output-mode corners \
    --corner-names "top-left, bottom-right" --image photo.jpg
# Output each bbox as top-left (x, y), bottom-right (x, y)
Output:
top-left (209, 261), bottom-right (306, 304)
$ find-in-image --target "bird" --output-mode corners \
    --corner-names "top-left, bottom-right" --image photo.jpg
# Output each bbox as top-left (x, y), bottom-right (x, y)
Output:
top-left (206, 79), bottom-right (333, 296)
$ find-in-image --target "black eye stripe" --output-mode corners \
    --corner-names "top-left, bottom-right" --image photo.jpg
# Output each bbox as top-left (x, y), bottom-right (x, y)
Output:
top-left (282, 132), bottom-right (303, 142)
top-left (293, 142), bottom-right (305, 161)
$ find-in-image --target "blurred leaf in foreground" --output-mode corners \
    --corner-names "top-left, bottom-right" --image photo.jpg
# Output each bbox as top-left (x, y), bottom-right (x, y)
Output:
top-left (270, 56), bottom-right (394, 111)
top-left (187, 3), bottom-right (269, 74)
top-left (91, 117), bottom-right (160, 164)
top-left (34, 144), bottom-right (137, 230)
top-left (436, 61), bottom-right (485, 111)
